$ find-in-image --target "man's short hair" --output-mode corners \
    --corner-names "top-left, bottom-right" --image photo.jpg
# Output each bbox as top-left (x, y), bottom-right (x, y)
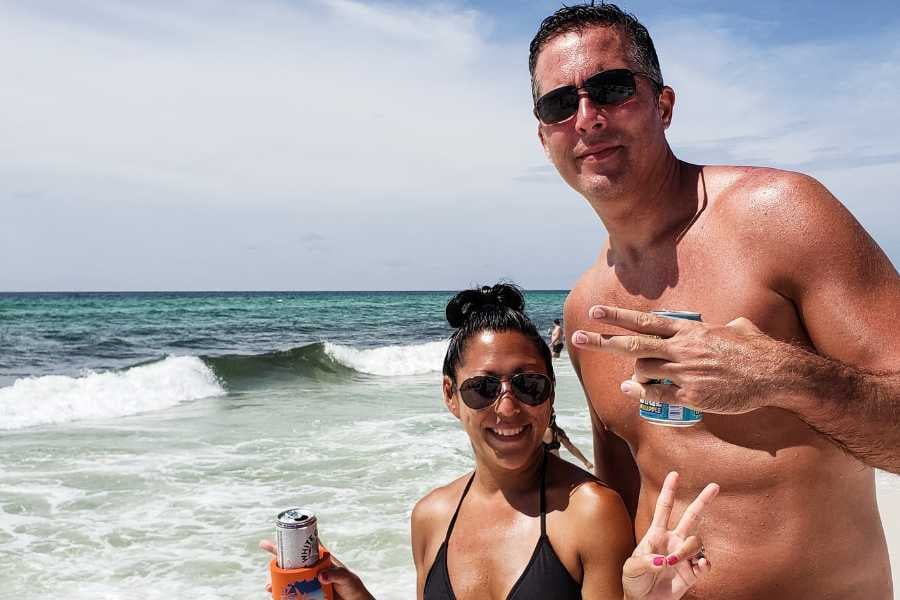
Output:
top-left (528, 2), bottom-right (663, 102)
top-left (554, 319), bottom-right (561, 325)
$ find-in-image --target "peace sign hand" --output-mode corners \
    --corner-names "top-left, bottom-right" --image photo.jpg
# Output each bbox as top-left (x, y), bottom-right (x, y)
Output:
top-left (622, 472), bottom-right (719, 600)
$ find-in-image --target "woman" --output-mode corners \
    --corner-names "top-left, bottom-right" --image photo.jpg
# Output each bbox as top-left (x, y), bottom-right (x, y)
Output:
top-left (263, 284), bottom-right (718, 599)
top-left (543, 412), bottom-right (594, 471)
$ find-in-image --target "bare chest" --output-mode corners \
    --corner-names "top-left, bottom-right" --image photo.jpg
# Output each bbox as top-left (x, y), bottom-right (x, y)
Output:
top-left (569, 238), bottom-right (808, 444)
top-left (445, 514), bottom-right (542, 600)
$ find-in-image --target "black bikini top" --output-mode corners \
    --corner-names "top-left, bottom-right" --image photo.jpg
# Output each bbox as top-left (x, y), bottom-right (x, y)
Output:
top-left (422, 456), bottom-right (581, 600)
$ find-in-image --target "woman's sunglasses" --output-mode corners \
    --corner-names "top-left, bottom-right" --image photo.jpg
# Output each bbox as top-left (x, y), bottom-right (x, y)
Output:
top-left (533, 68), bottom-right (661, 125)
top-left (457, 373), bottom-right (553, 411)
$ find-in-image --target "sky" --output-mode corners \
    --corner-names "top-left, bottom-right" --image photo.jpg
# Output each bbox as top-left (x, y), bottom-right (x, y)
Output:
top-left (1, 0), bottom-right (899, 291)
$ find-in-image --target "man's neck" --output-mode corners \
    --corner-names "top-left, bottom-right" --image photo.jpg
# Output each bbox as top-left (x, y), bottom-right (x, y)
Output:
top-left (593, 154), bottom-right (702, 268)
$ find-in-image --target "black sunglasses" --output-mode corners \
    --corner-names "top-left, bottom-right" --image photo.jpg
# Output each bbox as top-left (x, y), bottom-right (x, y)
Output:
top-left (533, 68), bottom-right (660, 125)
top-left (457, 373), bottom-right (553, 411)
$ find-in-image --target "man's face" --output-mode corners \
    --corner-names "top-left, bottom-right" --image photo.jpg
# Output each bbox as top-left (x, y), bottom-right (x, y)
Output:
top-left (534, 26), bottom-right (673, 202)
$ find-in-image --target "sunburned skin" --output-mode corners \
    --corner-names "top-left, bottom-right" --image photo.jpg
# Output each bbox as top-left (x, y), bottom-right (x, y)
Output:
top-left (535, 25), bottom-right (897, 600)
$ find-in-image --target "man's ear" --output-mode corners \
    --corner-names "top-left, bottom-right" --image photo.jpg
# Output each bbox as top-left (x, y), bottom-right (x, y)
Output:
top-left (443, 376), bottom-right (460, 418)
top-left (658, 86), bottom-right (675, 130)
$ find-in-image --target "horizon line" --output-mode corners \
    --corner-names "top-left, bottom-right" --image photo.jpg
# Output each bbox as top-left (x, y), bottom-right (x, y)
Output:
top-left (0, 289), bottom-right (572, 294)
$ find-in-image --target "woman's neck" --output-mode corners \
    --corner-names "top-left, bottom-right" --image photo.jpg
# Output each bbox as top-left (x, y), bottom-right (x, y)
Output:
top-left (472, 448), bottom-right (545, 500)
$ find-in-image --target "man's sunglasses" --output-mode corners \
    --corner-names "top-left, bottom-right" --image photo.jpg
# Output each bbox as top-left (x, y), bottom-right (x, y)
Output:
top-left (533, 68), bottom-right (661, 125)
top-left (457, 373), bottom-right (553, 411)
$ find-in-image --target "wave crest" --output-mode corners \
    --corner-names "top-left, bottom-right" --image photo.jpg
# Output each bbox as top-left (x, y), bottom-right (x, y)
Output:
top-left (324, 341), bottom-right (447, 376)
top-left (0, 356), bottom-right (225, 431)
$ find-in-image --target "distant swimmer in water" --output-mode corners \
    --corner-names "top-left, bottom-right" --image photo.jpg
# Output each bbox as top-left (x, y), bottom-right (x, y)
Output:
top-left (548, 318), bottom-right (564, 357)
top-left (261, 283), bottom-right (720, 600)
top-left (543, 412), bottom-right (593, 471)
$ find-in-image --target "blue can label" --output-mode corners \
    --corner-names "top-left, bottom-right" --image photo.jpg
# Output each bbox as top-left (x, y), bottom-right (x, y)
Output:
top-left (638, 310), bottom-right (703, 427)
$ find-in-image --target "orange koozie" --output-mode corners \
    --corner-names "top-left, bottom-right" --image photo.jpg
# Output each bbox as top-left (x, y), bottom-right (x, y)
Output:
top-left (269, 545), bottom-right (334, 600)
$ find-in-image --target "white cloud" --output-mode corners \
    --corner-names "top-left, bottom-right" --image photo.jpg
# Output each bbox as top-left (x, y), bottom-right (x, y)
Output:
top-left (0, 1), bottom-right (897, 290)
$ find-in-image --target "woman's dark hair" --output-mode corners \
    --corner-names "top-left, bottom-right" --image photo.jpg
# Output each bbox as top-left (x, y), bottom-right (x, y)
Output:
top-left (442, 283), bottom-right (554, 384)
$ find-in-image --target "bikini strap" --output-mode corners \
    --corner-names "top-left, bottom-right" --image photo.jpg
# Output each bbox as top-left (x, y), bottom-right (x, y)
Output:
top-left (540, 448), bottom-right (548, 537)
top-left (444, 472), bottom-right (476, 543)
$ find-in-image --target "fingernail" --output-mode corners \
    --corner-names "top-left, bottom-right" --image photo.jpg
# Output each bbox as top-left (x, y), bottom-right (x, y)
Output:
top-left (318, 573), bottom-right (330, 583)
top-left (573, 332), bottom-right (588, 344)
top-left (590, 306), bottom-right (606, 319)
top-left (620, 381), bottom-right (636, 394)
top-left (653, 556), bottom-right (664, 566)
top-left (667, 555), bottom-right (679, 566)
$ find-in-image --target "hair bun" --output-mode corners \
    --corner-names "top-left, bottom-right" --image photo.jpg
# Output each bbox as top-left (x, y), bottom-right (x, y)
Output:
top-left (445, 283), bottom-right (525, 328)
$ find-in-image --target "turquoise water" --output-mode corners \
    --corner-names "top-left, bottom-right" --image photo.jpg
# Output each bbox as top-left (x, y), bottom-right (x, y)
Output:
top-left (1, 291), bottom-right (897, 598)
top-left (0, 291), bottom-right (588, 599)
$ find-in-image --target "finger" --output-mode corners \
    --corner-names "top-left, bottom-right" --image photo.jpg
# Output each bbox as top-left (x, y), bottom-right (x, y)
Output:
top-left (589, 305), bottom-right (691, 337)
top-left (620, 380), bottom-right (677, 404)
top-left (572, 330), bottom-right (672, 359)
top-left (259, 539), bottom-right (276, 556)
top-left (698, 557), bottom-right (712, 573)
top-left (665, 535), bottom-right (702, 566)
top-left (690, 556), bottom-right (711, 579)
top-left (726, 316), bottom-right (762, 335)
top-left (650, 471), bottom-right (679, 530)
top-left (319, 566), bottom-right (354, 584)
top-left (622, 553), bottom-right (667, 582)
top-left (633, 358), bottom-right (674, 382)
top-left (674, 483), bottom-right (720, 538)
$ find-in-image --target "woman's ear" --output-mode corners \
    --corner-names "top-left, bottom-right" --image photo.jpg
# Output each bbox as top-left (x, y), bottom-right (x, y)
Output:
top-left (443, 376), bottom-right (460, 418)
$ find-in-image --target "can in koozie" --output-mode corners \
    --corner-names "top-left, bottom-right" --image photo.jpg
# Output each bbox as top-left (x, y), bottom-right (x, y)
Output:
top-left (270, 508), bottom-right (334, 600)
top-left (638, 310), bottom-right (703, 427)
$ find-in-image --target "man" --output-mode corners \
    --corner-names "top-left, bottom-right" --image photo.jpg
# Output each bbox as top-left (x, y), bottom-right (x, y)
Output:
top-left (529, 4), bottom-right (899, 599)
top-left (548, 318), bottom-right (564, 357)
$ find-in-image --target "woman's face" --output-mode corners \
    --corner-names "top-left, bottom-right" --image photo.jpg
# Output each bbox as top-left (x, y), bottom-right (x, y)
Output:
top-left (443, 329), bottom-right (554, 472)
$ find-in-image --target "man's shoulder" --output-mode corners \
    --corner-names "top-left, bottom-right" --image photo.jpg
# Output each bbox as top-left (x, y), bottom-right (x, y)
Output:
top-left (706, 165), bottom-right (832, 219)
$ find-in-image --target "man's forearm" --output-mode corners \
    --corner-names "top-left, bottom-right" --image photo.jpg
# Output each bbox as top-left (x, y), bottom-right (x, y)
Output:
top-left (773, 344), bottom-right (900, 473)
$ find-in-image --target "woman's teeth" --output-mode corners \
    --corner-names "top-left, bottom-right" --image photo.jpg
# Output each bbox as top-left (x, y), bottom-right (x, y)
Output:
top-left (491, 426), bottom-right (525, 437)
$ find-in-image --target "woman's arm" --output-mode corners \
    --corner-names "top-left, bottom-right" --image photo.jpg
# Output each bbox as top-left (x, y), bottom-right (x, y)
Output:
top-left (410, 498), bottom-right (431, 600)
top-left (572, 482), bottom-right (635, 599)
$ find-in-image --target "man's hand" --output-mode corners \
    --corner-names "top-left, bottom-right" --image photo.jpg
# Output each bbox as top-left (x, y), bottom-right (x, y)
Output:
top-left (571, 305), bottom-right (786, 414)
top-left (622, 472), bottom-right (719, 600)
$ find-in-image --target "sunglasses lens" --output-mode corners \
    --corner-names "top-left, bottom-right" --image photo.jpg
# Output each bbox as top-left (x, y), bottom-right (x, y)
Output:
top-left (585, 69), bottom-right (636, 105)
top-left (511, 374), bottom-right (552, 406)
top-left (535, 87), bottom-right (579, 124)
top-left (459, 376), bottom-right (501, 410)
top-left (535, 69), bottom-right (638, 124)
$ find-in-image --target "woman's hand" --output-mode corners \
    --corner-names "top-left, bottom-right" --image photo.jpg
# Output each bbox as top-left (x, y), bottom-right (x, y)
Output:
top-left (622, 472), bottom-right (719, 600)
top-left (260, 539), bottom-right (375, 600)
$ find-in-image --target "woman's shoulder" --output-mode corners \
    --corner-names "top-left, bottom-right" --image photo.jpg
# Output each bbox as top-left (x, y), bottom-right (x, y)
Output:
top-left (546, 455), bottom-right (629, 524)
top-left (411, 472), bottom-right (472, 536)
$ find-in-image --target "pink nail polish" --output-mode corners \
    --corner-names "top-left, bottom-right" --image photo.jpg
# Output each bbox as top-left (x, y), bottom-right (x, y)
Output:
top-left (667, 555), bottom-right (679, 566)
top-left (590, 306), bottom-right (606, 319)
top-left (620, 381), bottom-right (634, 394)
top-left (653, 556), bottom-right (664, 566)
top-left (573, 332), bottom-right (588, 344)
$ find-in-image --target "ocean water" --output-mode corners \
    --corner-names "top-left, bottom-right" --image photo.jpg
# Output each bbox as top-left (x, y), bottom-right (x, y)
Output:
top-left (0, 292), bottom-right (896, 599)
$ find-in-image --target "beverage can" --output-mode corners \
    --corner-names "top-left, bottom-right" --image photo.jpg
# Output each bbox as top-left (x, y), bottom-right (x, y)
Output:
top-left (639, 310), bottom-right (703, 427)
top-left (275, 508), bottom-right (320, 569)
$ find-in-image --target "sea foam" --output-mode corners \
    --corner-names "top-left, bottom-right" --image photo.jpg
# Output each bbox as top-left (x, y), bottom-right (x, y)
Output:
top-left (0, 356), bottom-right (225, 430)
top-left (323, 341), bottom-right (448, 376)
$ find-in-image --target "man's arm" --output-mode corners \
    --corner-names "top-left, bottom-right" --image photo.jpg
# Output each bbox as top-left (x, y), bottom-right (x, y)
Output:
top-left (572, 172), bottom-right (900, 472)
top-left (769, 340), bottom-right (900, 471)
